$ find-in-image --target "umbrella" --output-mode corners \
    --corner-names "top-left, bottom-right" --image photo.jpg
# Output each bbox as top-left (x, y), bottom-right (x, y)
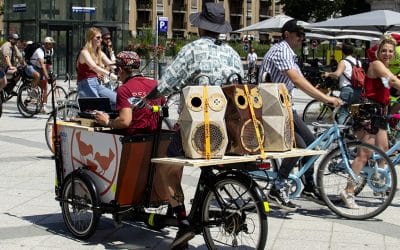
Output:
top-left (235, 14), bottom-right (310, 33)
top-left (310, 10), bottom-right (400, 34)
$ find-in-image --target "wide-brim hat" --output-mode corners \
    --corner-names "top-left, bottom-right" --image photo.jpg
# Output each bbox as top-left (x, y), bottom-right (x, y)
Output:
top-left (189, 2), bottom-right (232, 34)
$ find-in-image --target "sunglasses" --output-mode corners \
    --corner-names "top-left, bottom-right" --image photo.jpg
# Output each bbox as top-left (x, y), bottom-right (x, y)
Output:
top-left (94, 36), bottom-right (102, 40)
top-left (104, 37), bottom-right (111, 40)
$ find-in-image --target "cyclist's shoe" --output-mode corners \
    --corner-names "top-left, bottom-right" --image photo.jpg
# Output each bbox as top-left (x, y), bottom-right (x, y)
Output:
top-left (340, 190), bottom-right (359, 209)
top-left (171, 223), bottom-right (195, 250)
top-left (40, 106), bottom-right (51, 114)
top-left (268, 188), bottom-right (297, 212)
top-left (301, 187), bottom-right (325, 205)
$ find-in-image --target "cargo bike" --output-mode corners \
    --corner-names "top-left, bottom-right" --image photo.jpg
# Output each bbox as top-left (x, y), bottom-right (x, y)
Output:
top-left (51, 91), bottom-right (274, 249)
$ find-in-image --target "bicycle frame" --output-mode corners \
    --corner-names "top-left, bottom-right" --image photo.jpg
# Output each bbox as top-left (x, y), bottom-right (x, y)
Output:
top-left (250, 122), bottom-right (356, 198)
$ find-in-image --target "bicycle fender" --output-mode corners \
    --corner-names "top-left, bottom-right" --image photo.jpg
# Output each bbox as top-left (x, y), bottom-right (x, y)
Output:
top-left (287, 174), bottom-right (302, 199)
top-left (216, 170), bottom-right (269, 215)
top-left (63, 169), bottom-right (100, 208)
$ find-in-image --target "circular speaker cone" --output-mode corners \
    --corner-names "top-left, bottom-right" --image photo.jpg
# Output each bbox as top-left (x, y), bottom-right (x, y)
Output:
top-left (191, 122), bottom-right (225, 155)
top-left (241, 119), bottom-right (264, 153)
top-left (251, 87), bottom-right (263, 109)
top-left (208, 93), bottom-right (226, 112)
top-left (187, 94), bottom-right (203, 112)
top-left (234, 88), bottom-right (248, 109)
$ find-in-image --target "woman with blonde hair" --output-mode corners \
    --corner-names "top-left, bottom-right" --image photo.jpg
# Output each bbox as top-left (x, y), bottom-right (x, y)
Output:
top-left (340, 36), bottom-right (400, 209)
top-left (76, 27), bottom-right (117, 107)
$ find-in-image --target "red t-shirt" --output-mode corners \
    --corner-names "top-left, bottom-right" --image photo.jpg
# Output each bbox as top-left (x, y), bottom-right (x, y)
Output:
top-left (116, 76), bottom-right (165, 135)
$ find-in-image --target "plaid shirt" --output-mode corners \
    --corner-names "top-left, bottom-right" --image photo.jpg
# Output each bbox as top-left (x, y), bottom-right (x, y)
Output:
top-left (157, 37), bottom-right (244, 96)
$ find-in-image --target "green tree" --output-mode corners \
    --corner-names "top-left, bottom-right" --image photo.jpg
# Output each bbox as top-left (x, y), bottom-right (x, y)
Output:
top-left (339, 0), bottom-right (370, 16)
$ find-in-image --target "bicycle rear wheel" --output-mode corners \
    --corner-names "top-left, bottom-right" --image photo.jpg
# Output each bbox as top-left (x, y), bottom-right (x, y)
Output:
top-left (201, 175), bottom-right (268, 249)
top-left (302, 100), bottom-right (335, 125)
top-left (317, 141), bottom-right (397, 220)
top-left (45, 104), bottom-right (80, 153)
top-left (17, 83), bottom-right (41, 117)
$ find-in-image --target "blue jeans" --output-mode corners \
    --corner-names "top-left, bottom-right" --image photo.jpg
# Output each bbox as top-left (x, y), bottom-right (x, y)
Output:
top-left (77, 77), bottom-right (117, 109)
top-left (338, 86), bottom-right (361, 124)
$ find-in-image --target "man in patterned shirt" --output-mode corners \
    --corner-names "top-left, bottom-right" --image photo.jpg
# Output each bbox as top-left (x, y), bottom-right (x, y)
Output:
top-left (258, 19), bottom-right (342, 211)
top-left (155, 3), bottom-right (243, 249)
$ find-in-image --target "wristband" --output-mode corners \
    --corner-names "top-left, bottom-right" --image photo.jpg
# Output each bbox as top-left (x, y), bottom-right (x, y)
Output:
top-left (107, 119), bottom-right (112, 128)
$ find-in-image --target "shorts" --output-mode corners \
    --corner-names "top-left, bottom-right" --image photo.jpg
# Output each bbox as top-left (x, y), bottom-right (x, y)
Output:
top-left (24, 65), bottom-right (36, 77)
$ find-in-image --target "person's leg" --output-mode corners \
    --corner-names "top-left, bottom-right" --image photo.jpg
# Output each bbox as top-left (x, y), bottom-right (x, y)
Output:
top-left (77, 77), bottom-right (101, 98)
top-left (0, 70), bottom-right (6, 91)
top-left (338, 86), bottom-right (354, 124)
top-left (97, 84), bottom-right (117, 109)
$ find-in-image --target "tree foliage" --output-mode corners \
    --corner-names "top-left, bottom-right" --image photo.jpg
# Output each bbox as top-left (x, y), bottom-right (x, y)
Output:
top-left (278, 0), bottom-right (370, 22)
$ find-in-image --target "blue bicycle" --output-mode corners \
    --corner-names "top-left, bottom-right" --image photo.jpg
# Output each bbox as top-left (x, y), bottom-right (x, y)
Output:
top-left (250, 107), bottom-right (397, 219)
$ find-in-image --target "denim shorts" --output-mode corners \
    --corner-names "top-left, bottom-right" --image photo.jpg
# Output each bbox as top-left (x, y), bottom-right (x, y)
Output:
top-left (77, 77), bottom-right (117, 108)
top-left (24, 65), bottom-right (36, 77)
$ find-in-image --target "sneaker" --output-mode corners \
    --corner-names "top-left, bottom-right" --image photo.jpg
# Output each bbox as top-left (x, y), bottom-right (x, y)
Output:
top-left (171, 223), bottom-right (195, 250)
top-left (268, 188), bottom-right (297, 212)
top-left (301, 187), bottom-right (325, 205)
top-left (340, 190), bottom-right (359, 209)
top-left (40, 106), bottom-right (51, 114)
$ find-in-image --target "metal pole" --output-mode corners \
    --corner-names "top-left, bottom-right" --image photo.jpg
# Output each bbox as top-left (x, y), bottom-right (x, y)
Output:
top-left (155, 16), bottom-right (159, 80)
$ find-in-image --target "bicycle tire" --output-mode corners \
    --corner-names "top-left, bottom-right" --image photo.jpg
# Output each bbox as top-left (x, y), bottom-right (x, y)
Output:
top-left (67, 90), bottom-right (78, 102)
top-left (61, 173), bottom-right (100, 239)
top-left (45, 104), bottom-right (80, 153)
top-left (17, 83), bottom-right (40, 117)
top-left (51, 85), bottom-right (68, 105)
top-left (201, 175), bottom-right (268, 249)
top-left (302, 99), bottom-right (335, 125)
top-left (317, 141), bottom-right (397, 220)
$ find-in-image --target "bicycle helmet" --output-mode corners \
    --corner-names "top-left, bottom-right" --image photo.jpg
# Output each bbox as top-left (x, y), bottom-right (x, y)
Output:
top-left (115, 51), bottom-right (140, 69)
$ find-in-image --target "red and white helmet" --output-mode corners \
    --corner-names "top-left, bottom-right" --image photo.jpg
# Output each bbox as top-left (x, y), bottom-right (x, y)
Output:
top-left (115, 51), bottom-right (140, 69)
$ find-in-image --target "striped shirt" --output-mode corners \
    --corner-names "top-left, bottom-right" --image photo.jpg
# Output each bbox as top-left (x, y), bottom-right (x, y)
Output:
top-left (258, 40), bottom-right (302, 96)
top-left (157, 37), bottom-right (244, 96)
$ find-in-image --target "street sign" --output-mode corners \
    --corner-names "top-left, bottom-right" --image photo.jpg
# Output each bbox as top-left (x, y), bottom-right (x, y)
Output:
top-left (243, 44), bottom-right (249, 52)
top-left (13, 4), bottom-right (26, 12)
top-left (158, 17), bottom-right (168, 33)
top-left (72, 6), bottom-right (96, 14)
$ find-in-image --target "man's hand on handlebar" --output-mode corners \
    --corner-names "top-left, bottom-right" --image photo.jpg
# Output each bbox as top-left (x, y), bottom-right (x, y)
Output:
top-left (326, 96), bottom-right (343, 107)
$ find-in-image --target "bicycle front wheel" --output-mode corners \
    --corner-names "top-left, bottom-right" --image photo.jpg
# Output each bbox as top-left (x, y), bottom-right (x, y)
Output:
top-left (302, 100), bottom-right (334, 125)
top-left (317, 141), bottom-right (397, 220)
top-left (202, 175), bottom-right (268, 249)
top-left (17, 83), bottom-right (41, 117)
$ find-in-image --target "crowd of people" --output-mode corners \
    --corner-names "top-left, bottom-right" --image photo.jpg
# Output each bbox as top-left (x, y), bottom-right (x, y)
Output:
top-left (2, 2), bottom-right (400, 248)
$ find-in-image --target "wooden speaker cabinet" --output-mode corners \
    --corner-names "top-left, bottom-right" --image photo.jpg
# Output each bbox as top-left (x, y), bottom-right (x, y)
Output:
top-left (222, 84), bottom-right (264, 155)
top-left (259, 83), bottom-right (294, 151)
top-left (179, 86), bottom-right (228, 159)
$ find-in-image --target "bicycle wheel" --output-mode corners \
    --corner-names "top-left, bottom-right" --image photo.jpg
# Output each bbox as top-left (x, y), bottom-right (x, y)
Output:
top-left (45, 104), bottom-right (80, 153)
top-left (61, 174), bottom-right (100, 239)
top-left (302, 100), bottom-right (334, 125)
top-left (67, 90), bottom-right (78, 102)
top-left (17, 83), bottom-right (41, 117)
top-left (49, 85), bottom-right (67, 105)
top-left (201, 175), bottom-right (268, 249)
top-left (317, 141), bottom-right (397, 220)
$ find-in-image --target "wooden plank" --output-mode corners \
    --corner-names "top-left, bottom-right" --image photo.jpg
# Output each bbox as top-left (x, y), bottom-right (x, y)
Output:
top-left (151, 148), bottom-right (326, 167)
top-left (56, 121), bottom-right (111, 132)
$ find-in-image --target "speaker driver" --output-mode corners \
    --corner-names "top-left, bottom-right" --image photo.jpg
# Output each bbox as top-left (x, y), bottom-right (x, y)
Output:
top-left (209, 93), bottom-right (226, 112)
top-left (191, 122), bottom-right (225, 155)
top-left (241, 119), bottom-right (265, 153)
top-left (187, 93), bottom-right (203, 112)
top-left (234, 88), bottom-right (248, 110)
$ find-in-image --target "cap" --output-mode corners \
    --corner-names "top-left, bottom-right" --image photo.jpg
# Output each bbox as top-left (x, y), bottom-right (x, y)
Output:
top-left (281, 19), bottom-right (305, 37)
top-left (10, 34), bottom-right (20, 40)
top-left (115, 51), bottom-right (141, 69)
top-left (44, 37), bottom-right (55, 43)
top-left (101, 27), bottom-right (110, 37)
top-left (26, 41), bottom-right (33, 45)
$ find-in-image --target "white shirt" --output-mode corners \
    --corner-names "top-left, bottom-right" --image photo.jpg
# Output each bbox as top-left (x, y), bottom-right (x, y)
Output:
top-left (30, 47), bottom-right (45, 68)
top-left (339, 55), bottom-right (359, 88)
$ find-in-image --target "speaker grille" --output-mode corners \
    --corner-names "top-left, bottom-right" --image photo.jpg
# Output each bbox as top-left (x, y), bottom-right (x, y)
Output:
top-left (191, 123), bottom-right (224, 155)
top-left (241, 119), bottom-right (265, 153)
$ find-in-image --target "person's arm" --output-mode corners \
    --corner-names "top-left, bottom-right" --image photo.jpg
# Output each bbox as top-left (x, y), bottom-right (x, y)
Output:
top-left (100, 50), bottom-right (114, 68)
top-left (324, 60), bottom-right (346, 79)
top-left (79, 49), bottom-right (113, 76)
top-left (95, 107), bottom-right (132, 129)
top-left (3, 46), bottom-right (15, 70)
top-left (370, 60), bottom-right (400, 90)
top-left (287, 69), bottom-right (341, 106)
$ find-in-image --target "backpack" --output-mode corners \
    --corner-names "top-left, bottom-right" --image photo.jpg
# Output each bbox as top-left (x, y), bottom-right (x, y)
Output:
top-left (343, 58), bottom-right (366, 88)
top-left (24, 42), bottom-right (43, 63)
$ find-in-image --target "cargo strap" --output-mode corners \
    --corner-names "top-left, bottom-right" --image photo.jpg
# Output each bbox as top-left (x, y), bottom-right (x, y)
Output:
top-left (203, 86), bottom-right (211, 160)
top-left (280, 85), bottom-right (296, 147)
top-left (244, 84), bottom-right (265, 159)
